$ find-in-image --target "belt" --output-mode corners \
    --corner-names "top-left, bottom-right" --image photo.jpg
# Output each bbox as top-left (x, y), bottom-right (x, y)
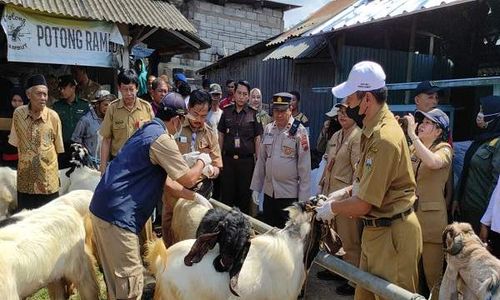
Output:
top-left (362, 207), bottom-right (414, 228)
top-left (225, 154), bottom-right (253, 160)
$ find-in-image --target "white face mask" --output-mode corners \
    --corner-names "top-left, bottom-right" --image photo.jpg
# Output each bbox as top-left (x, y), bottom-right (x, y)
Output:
top-left (173, 117), bottom-right (183, 139)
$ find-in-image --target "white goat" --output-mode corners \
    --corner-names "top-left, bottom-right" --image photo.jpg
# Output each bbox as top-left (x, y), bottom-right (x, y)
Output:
top-left (0, 167), bottom-right (17, 219)
top-left (170, 198), bottom-right (210, 243)
top-left (0, 190), bottom-right (99, 299)
top-left (59, 143), bottom-right (101, 194)
top-left (147, 200), bottom-right (324, 300)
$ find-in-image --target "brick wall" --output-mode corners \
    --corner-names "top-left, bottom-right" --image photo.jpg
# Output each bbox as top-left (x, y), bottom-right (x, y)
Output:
top-left (162, 0), bottom-right (284, 79)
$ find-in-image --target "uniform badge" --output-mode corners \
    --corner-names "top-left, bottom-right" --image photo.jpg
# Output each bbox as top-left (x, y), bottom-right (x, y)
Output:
top-left (282, 146), bottom-right (294, 156)
top-left (365, 157), bottom-right (373, 171)
top-left (300, 134), bottom-right (309, 151)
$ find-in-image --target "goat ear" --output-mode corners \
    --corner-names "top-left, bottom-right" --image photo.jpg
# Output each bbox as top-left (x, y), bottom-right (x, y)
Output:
top-left (184, 231), bottom-right (220, 266)
top-left (229, 240), bottom-right (251, 297)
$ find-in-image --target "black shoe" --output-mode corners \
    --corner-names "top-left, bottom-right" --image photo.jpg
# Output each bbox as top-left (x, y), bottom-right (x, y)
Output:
top-left (316, 270), bottom-right (346, 281)
top-left (336, 282), bottom-right (355, 296)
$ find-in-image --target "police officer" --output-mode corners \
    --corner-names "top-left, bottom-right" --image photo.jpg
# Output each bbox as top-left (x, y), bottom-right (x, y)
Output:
top-left (315, 61), bottom-right (422, 300)
top-left (250, 92), bottom-right (311, 228)
top-left (218, 80), bottom-right (263, 214)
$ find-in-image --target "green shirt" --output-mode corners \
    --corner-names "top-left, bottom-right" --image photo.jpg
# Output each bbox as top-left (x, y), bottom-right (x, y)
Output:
top-left (52, 97), bottom-right (89, 143)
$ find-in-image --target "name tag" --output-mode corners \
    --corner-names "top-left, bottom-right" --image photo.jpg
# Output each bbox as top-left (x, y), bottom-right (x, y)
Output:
top-left (179, 136), bottom-right (188, 143)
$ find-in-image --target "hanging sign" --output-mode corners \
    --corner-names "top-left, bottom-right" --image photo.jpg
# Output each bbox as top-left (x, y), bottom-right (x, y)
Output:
top-left (1, 6), bottom-right (124, 67)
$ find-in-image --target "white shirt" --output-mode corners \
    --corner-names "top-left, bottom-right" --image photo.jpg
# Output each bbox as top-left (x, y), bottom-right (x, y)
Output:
top-left (481, 177), bottom-right (500, 233)
top-left (207, 109), bottom-right (223, 129)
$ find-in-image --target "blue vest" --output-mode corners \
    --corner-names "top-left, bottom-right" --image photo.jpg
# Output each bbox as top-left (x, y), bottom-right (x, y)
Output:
top-left (90, 118), bottom-right (168, 234)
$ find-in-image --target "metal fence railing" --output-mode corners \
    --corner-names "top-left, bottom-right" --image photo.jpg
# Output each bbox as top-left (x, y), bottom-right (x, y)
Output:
top-left (209, 199), bottom-right (427, 300)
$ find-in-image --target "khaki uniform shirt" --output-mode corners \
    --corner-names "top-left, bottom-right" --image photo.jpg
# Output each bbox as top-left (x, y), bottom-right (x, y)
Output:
top-left (77, 79), bottom-right (101, 102)
top-left (100, 98), bottom-right (153, 156)
top-left (9, 105), bottom-right (64, 194)
top-left (321, 126), bottom-right (361, 194)
top-left (411, 142), bottom-right (452, 243)
top-left (149, 133), bottom-right (190, 181)
top-left (256, 110), bottom-right (273, 128)
top-left (250, 116), bottom-right (311, 201)
top-left (354, 104), bottom-right (416, 218)
top-left (175, 118), bottom-right (222, 170)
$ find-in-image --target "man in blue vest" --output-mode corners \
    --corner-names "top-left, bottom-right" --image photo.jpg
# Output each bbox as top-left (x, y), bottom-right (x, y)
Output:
top-left (89, 92), bottom-right (213, 300)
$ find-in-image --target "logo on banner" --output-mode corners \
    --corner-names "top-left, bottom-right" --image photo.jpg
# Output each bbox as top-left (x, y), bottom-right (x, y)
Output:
top-left (4, 12), bottom-right (29, 50)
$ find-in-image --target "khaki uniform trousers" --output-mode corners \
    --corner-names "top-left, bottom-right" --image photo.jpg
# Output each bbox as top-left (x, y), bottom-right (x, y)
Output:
top-left (335, 214), bottom-right (362, 267)
top-left (355, 212), bottom-right (422, 300)
top-left (161, 192), bottom-right (178, 247)
top-left (422, 242), bottom-right (444, 294)
top-left (91, 214), bottom-right (143, 300)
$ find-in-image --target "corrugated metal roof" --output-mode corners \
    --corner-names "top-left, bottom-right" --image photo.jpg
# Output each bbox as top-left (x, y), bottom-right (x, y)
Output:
top-left (308, 0), bottom-right (475, 35)
top-left (268, 0), bottom-right (356, 46)
top-left (0, 0), bottom-right (197, 33)
top-left (263, 35), bottom-right (326, 60)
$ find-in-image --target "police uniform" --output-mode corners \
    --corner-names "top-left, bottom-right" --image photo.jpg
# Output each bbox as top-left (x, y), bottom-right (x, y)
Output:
top-left (411, 142), bottom-right (452, 292)
top-left (162, 118), bottom-right (222, 246)
top-left (321, 125), bottom-right (362, 268)
top-left (77, 79), bottom-right (101, 102)
top-left (354, 104), bottom-right (423, 300)
top-left (250, 93), bottom-right (311, 228)
top-left (218, 103), bottom-right (263, 214)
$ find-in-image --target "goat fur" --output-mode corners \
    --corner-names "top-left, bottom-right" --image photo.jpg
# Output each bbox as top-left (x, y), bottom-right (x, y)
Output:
top-left (170, 198), bottom-right (210, 243)
top-left (0, 167), bottom-right (17, 219)
top-left (147, 200), bottom-right (319, 300)
top-left (439, 222), bottom-right (500, 300)
top-left (0, 190), bottom-right (99, 299)
top-left (59, 143), bottom-right (101, 194)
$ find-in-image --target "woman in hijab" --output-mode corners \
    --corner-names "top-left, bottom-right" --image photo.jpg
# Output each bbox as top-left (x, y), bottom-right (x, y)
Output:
top-left (453, 95), bottom-right (500, 234)
top-left (249, 88), bottom-right (272, 127)
top-left (0, 87), bottom-right (27, 168)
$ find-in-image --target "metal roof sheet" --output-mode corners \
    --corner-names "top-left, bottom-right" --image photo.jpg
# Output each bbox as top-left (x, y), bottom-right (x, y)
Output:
top-left (308, 0), bottom-right (475, 35)
top-left (268, 0), bottom-right (356, 46)
top-left (0, 0), bottom-right (197, 33)
top-left (263, 35), bottom-right (326, 60)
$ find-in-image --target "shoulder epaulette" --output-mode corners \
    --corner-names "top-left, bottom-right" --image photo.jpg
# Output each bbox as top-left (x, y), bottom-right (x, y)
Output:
top-left (288, 119), bottom-right (301, 136)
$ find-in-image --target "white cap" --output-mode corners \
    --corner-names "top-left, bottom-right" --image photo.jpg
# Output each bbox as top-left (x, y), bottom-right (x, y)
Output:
top-left (331, 61), bottom-right (386, 98)
top-left (325, 106), bottom-right (338, 117)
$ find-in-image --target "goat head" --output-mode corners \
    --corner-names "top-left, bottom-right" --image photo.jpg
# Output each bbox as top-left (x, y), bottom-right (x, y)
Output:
top-left (184, 207), bottom-right (252, 297)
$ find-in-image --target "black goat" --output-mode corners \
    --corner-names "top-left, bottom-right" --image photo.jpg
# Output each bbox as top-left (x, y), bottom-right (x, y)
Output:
top-left (184, 207), bottom-right (252, 296)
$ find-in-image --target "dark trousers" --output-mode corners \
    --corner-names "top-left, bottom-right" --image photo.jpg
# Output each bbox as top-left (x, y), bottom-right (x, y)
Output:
top-left (58, 142), bottom-right (73, 169)
top-left (16, 191), bottom-right (59, 212)
top-left (262, 194), bottom-right (297, 228)
top-left (489, 229), bottom-right (500, 259)
top-left (221, 156), bottom-right (254, 214)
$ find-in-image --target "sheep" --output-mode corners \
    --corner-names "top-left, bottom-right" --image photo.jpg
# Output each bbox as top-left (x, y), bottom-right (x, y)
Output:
top-left (147, 196), bottom-right (337, 300)
top-left (0, 167), bottom-right (17, 219)
top-left (439, 222), bottom-right (500, 300)
top-left (0, 190), bottom-right (99, 299)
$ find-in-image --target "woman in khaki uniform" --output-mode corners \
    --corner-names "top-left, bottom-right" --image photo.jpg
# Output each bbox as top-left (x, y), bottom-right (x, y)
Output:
top-left (318, 102), bottom-right (361, 295)
top-left (404, 108), bottom-right (452, 296)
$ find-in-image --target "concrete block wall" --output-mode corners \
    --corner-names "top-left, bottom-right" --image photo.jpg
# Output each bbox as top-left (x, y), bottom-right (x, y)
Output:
top-left (165, 0), bottom-right (284, 78)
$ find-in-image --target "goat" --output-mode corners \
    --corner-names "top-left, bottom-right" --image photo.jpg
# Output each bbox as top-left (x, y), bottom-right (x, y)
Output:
top-left (170, 198), bottom-right (210, 245)
top-left (59, 143), bottom-right (101, 194)
top-left (147, 196), bottom-right (338, 300)
top-left (439, 222), bottom-right (500, 300)
top-left (0, 167), bottom-right (17, 219)
top-left (0, 190), bottom-right (99, 299)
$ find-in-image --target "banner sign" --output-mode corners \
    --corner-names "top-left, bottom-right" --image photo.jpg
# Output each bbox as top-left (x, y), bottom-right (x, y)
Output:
top-left (1, 6), bottom-right (124, 67)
